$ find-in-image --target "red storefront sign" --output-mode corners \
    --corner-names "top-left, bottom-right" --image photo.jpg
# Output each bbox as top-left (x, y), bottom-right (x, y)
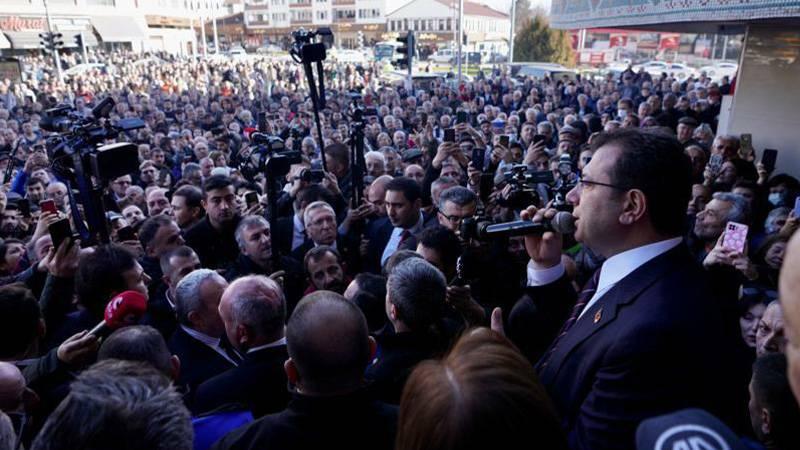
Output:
top-left (0, 16), bottom-right (47, 32)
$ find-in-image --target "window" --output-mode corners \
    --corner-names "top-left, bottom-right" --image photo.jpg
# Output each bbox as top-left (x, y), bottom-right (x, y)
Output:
top-left (86, 0), bottom-right (116, 5)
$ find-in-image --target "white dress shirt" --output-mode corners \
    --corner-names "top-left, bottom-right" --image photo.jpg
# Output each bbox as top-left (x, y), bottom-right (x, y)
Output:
top-left (527, 237), bottom-right (683, 321)
top-left (381, 212), bottom-right (425, 266)
top-left (181, 325), bottom-right (240, 366)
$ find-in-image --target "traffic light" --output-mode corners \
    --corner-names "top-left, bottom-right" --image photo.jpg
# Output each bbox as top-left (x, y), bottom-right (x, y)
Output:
top-left (74, 33), bottom-right (83, 48)
top-left (395, 32), bottom-right (414, 70)
top-left (39, 32), bottom-right (63, 53)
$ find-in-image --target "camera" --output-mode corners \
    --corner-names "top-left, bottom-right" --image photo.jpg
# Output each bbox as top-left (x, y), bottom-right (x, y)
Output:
top-left (240, 132), bottom-right (301, 180)
top-left (459, 215), bottom-right (493, 242)
top-left (300, 168), bottom-right (325, 183)
top-left (290, 28), bottom-right (333, 64)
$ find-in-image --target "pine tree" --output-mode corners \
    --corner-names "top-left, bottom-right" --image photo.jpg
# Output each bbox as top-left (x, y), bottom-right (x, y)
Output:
top-left (513, 13), bottom-right (575, 67)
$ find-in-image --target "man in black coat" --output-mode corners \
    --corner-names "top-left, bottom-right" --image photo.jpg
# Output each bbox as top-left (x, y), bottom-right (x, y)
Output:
top-left (365, 258), bottom-right (449, 404)
top-left (184, 175), bottom-right (241, 270)
top-left (193, 275), bottom-right (289, 417)
top-left (507, 129), bottom-right (749, 450)
top-left (211, 291), bottom-right (397, 450)
top-left (168, 269), bottom-right (239, 395)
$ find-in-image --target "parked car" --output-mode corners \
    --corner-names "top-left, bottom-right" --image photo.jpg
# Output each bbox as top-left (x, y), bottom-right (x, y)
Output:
top-left (429, 48), bottom-right (455, 64)
top-left (450, 52), bottom-right (482, 65)
top-left (227, 46), bottom-right (248, 59)
top-left (633, 60), bottom-right (696, 80)
top-left (510, 62), bottom-right (577, 81)
top-left (698, 61), bottom-right (738, 83)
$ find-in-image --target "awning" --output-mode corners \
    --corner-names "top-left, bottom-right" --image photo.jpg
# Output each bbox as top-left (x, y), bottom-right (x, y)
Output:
top-left (0, 33), bottom-right (9, 50)
top-left (4, 31), bottom-right (42, 50)
top-left (91, 16), bottom-right (147, 43)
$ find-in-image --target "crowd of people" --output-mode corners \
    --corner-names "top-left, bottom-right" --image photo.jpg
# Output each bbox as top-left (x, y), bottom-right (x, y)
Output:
top-left (0, 46), bottom-right (798, 450)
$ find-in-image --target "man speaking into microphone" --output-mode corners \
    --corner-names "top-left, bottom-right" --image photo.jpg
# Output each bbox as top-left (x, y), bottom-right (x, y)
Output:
top-left (506, 129), bottom-right (749, 450)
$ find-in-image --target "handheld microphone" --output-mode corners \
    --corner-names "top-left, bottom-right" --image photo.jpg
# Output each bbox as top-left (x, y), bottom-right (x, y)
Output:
top-left (88, 290), bottom-right (148, 338)
top-left (477, 211), bottom-right (575, 240)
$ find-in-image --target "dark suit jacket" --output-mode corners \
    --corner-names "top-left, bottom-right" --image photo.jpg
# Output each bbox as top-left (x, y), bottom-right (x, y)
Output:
top-left (365, 330), bottom-right (444, 404)
top-left (534, 244), bottom-right (749, 450)
top-left (363, 213), bottom-right (436, 274)
top-left (193, 344), bottom-right (289, 418)
top-left (210, 389), bottom-right (398, 450)
top-left (168, 326), bottom-right (237, 395)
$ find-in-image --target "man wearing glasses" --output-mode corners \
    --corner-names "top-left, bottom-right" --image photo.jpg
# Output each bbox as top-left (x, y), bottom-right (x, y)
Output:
top-left (436, 186), bottom-right (477, 234)
top-left (507, 128), bottom-right (749, 450)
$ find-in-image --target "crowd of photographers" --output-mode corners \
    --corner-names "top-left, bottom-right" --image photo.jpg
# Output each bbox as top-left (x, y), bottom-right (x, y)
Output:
top-left (0, 48), bottom-right (798, 450)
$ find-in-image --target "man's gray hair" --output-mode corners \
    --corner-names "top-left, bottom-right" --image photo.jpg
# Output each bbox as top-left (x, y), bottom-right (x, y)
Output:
top-left (235, 215), bottom-right (270, 249)
top-left (537, 121), bottom-right (554, 133)
top-left (387, 258), bottom-right (447, 332)
top-left (174, 269), bottom-right (221, 326)
top-left (438, 186), bottom-right (477, 211)
top-left (303, 201), bottom-right (335, 227)
top-left (364, 150), bottom-right (386, 165)
top-left (713, 192), bottom-right (750, 225)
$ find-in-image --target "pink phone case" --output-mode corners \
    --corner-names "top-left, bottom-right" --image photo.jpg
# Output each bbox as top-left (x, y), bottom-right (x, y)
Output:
top-left (722, 222), bottom-right (748, 253)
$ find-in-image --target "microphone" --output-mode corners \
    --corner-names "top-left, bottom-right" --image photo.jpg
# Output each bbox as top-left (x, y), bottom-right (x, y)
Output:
top-left (477, 211), bottom-right (575, 240)
top-left (88, 290), bottom-right (148, 338)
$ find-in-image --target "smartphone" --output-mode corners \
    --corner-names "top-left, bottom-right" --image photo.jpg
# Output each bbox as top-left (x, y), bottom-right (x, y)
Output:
top-left (17, 199), bottom-right (30, 217)
top-left (708, 154), bottom-right (724, 175)
top-left (499, 135), bottom-right (510, 148)
top-left (116, 226), bottom-right (137, 242)
top-left (49, 218), bottom-right (74, 251)
top-left (40, 199), bottom-right (57, 215)
top-left (258, 111), bottom-right (268, 133)
top-left (457, 111), bottom-right (467, 124)
top-left (471, 147), bottom-right (486, 171)
top-left (479, 173), bottom-right (494, 203)
top-left (740, 133), bottom-right (752, 150)
top-left (794, 197), bottom-right (800, 218)
top-left (444, 128), bottom-right (456, 143)
top-left (722, 222), bottom-right (749, 254)
top-left (761, 149), bottom-right (778, 173)
top-left (533, 134), bottom-right (546, 145)
top-left (245, 191), bottom-right (259, 208)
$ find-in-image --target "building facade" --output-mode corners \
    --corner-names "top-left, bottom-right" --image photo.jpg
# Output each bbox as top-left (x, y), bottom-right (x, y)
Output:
top-left (240, 0), bottom-right (403, 49)
top-left (385, 0), bottom-right (509, 55)
top-left (0, 0), bottom-right (212, 55)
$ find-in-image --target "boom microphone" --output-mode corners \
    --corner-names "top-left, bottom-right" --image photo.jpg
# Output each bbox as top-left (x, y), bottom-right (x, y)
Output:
top-left (477, 211), bottom-right (575, 240)
top-left (88, 290), bottom-right (148, 338)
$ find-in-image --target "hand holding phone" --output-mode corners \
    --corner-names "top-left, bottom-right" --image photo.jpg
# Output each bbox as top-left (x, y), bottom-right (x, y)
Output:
top-left (444, 128), bottom-right (456, 143)
top-left (245, 191), bottom-right (259, 208)
top-left (722, 222), bottom-right (749, 254)
top-left (40, 200), bottom-right (57, 215)
top-left (761, 149), bottom-right (778, 174)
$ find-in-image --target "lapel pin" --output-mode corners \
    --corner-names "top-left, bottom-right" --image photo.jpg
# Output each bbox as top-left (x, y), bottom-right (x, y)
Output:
top-left (594, 308), bottom-right (602, 324)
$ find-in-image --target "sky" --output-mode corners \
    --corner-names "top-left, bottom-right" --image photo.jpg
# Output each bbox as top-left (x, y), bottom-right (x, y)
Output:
top-left (387, 0), bottom-right (552, 15)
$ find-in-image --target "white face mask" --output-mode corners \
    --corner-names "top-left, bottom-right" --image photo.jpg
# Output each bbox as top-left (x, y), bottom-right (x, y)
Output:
top-left (618, 109), bottom-right (628, 119)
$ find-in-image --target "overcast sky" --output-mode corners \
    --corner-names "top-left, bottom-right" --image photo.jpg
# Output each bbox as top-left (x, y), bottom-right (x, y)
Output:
top-left (486, 0), bottom-right (552, 14)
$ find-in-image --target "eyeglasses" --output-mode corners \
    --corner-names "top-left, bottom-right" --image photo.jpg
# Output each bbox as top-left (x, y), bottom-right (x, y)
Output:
top-left (437, 210), bottom-right (473, 224)
top-left (577, 178), bottom-right (630, 192)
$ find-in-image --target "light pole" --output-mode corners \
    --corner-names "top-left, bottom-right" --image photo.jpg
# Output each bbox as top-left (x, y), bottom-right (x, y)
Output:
top-left (457, 0), bottom-right (463, 83)
top-left (508, 0), bottom-right (515, 63)
top-left (42, 0), bottom-right (63, 84)
top-left (211, 0), bottom-right (220, 53)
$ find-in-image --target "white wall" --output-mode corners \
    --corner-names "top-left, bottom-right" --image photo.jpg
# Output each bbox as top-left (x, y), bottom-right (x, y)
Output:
top-left (728, 25), bottom-right (800, 179)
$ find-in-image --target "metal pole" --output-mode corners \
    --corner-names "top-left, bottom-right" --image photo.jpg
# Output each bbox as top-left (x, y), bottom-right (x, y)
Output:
top-left (457, 0), bottom-right (463, 83)
top-left (42, 0), bottom-right (63, 84)
top-left (211, 0), bottom-right (220, 53)
top-left (200, 12), bottom-right (208, 58)
top-left (722, 35), bottom-right (728, 60)
top-left (80, 31), bottom-right (88, 63)
top-left (508, 0), bottom-right (515, 63)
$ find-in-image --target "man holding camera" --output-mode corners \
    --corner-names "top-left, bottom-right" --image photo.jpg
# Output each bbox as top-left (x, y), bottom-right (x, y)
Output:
top-left (509, 129), bottom-right (749, 450)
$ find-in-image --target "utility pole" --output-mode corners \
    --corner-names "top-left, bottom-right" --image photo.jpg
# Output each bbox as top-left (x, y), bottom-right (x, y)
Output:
top-left (42, 0), bottom-right (63, 84)
top-left (200, 11), bottom-right (208, 58)
top-left (79, 31), bottom-right (88, 63)
top-left (457, 0), bottom-right (463, 83)
top-left (508, 0), bottom-right (515, 64)
top-left (211, 0), bottom-right (220, 53)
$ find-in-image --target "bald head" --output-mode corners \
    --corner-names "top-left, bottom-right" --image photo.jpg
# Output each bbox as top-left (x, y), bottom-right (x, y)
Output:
top-left (287, 291), bottom-right (372, 394)
top-left (0, 362), bottom-right (25, 411)
top-left (219, 275), bottom-right (286, 352)
top-left (780, 233), bottom-right (800, 404)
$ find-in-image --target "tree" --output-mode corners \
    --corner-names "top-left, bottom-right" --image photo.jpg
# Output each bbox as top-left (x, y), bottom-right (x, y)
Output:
top-left (513, 13), bottom-right (575, 67)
